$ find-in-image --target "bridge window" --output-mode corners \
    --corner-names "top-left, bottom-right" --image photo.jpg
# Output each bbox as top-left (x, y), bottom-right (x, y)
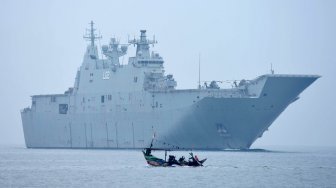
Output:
top-left (101, 95), bottom-right (105, 103)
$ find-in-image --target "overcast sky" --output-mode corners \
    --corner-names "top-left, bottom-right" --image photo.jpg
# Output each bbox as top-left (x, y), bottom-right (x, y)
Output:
top-left (0, 0), bottom-right (335, 147)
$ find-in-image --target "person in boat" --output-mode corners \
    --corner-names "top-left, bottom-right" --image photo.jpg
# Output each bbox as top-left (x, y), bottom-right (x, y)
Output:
top-left (178, 156), bottom-right (185, 162)
top-left (178, 156), bottom-right (187, 166)
top-left (188, 152), bottom-right (201, 166)
top-left (194, 155), bottom-right (199, 161)
top-left (188, 152), bottom-right (194, 162)
top-left (168, 155), bottom-right (180, 166)
top-left (144, 148), bottom-right (152, 156)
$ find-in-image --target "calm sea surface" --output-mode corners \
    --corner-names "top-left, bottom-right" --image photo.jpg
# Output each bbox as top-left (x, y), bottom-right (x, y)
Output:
top-left (0, 145), bottom-right (335, 188)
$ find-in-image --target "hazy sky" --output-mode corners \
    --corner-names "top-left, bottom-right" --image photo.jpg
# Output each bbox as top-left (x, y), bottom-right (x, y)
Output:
top-left (0, 0), bottom-right (335, 147)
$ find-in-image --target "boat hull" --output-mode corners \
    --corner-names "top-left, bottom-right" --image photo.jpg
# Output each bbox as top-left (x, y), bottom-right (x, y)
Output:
top-left (21, 74), bottom-right (319, 149)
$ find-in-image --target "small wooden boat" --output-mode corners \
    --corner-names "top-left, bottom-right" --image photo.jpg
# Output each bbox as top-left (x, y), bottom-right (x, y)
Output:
top-left (143, 148), bottom-right (207, 167)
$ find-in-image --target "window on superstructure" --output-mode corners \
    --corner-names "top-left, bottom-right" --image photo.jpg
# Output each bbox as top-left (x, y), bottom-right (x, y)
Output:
top-left (59, 104), bottom-right (68, 114)
top-left (134, 77), bottom-right (138, 83)
top-left (51, 96), bottom-right (56, 102)
top-left (101, 95), bottom-right (105, 103)
top-left (89, 73), bottom-right (94, 83)
top-left (108, 95), bottom-right (112, 101)
top-left (90, 55), bottom-right (96, 60)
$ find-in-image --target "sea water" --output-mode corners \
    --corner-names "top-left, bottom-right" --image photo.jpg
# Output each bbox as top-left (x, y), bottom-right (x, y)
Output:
top-left (0, 145), bottom-right (335, 188)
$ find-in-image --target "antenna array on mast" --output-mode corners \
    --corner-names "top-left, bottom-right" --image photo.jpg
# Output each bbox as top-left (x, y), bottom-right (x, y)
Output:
top-left (83, 21), bottom-right (102, 46)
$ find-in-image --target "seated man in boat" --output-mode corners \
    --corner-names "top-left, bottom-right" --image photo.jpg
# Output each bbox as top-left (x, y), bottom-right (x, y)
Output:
top-left (188, 152), bottom-right (201, 166)
top-left (168, 155), bottom-right (179, 166)
top-left (144, 148), bottom-right (152, 156)
top-left (178, 156), bottom-right (187, 165)
top-left (188, 152), bottom-right (195, 162)
top-left (178, 156), bottom-right (185, 162)
top-left (194, 155), bottom-right (199, 162)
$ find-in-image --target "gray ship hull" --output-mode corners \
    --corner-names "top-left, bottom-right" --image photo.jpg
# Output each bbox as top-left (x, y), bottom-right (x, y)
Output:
top-left (21, 74), bottom-right (319, 150)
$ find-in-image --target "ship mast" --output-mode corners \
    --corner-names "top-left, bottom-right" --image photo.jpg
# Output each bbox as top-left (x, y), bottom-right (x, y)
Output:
top-left (129, 30), bottom-right (157, 58)
top-left (83, 21), bottom-right (102, 47)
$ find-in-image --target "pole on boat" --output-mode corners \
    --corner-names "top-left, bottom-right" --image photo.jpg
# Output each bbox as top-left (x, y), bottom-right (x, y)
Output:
top-left (165, 150), bottom-right (167, 161)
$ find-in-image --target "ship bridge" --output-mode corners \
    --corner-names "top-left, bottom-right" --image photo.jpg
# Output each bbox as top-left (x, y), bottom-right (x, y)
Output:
top-left (75, 23), bottom-right (176, 94)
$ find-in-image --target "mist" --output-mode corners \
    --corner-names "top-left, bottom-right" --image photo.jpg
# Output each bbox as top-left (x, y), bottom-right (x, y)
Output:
top-left (0, 0), bottom-right (335, 147)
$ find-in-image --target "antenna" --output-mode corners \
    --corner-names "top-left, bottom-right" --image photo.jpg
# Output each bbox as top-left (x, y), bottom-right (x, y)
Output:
top-left (198, 53), bottom-right (201, 89)
top-left (270, 63), bottom-right (274, 74)
top-left (98, 30), bottom-right (103, 60)
top-left (83, 21), bottom-right (102, 46)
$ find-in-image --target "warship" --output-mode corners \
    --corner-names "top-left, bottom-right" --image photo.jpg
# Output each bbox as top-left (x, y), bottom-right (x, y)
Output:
top-left (21, 21), bottom-right (320, 149)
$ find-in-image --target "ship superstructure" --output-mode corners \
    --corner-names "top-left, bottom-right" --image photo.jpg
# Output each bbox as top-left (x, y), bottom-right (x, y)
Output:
top-left (21, 22), bottom-right (319, 149)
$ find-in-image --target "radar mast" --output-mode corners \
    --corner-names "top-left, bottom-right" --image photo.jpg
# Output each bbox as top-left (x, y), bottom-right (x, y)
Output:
top-left (129, 30), bottom-right (157, 59)
top-left (83, 21), bottom-right (102, 60)
top-left (83, 21), bottom-right (102, 47)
